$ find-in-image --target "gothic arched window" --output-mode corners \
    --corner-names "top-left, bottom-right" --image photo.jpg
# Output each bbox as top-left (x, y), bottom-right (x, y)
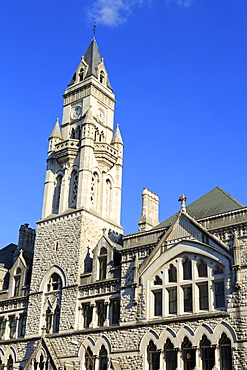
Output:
top-left (69, 170), bottom-right (78, 208)
top-left (13, 267), bottom-right (21, 296)
top-left (154, 275), bottom-right (162, 285)
top-left (99, 247), bottom-right (107, 280)
top-left (47, 273), bottom-right (62, 292)
top-left (198, 260), bottom-right (208, 277)
top-left (53, 175), bottom-right (62, 214)
top-left (168, 264), bottom-right (177, 282)
top-left (219, 333), bottom-right (232, 370)
top-left (147, 340), bottom-right (160, 370)
top-left (85, 347), bottom-right (94, 370)
top-left (183, 257), bottom-right (192, 280)
top-left (7, 356), bottom-right (13, 370)
top-left (164, 339), bottom-right (177, 370)
top-left (99, 345), bottom-right (108, 370)
top-left (182, 337), bottom-right (195, 370)
top-left (200, 335), bottom-right (215, 370)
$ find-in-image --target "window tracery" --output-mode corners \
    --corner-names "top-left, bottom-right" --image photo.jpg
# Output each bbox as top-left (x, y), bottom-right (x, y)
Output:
top-left (150, 254), bottom-right (226, 318)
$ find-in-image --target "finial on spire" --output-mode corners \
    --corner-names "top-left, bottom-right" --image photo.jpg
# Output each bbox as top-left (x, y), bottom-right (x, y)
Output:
top-left (92, 22), bottom-right (97, 39)
top-left (178, 194), bottom-right (188, 212)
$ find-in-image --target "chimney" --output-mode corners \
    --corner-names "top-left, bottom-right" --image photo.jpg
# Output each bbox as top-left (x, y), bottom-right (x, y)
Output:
top-left (138, 188), bottom-right (159, 232)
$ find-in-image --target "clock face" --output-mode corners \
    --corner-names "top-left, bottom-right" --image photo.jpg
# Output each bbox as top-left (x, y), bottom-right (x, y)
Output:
top-left (97, 109), bottom-right (105, 122)
top-left (71, 106), bottom-right (82, 119)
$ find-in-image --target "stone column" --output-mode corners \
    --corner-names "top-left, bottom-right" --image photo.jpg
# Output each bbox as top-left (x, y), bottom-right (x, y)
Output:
top-left (90, 303), bottom-right (97, 328)
top-left (104, 301), bottom-right (109, 326)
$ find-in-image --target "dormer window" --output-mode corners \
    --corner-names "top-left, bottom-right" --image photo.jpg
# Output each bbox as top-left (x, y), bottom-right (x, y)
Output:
top-left (79, 68), bottom-right (84, 81)
top-left (99, 247), bottom-right (107, 280)
top-left (14, 267), bottom-right (21, 297)
top-left (100, 70), bottom-right (105, 84)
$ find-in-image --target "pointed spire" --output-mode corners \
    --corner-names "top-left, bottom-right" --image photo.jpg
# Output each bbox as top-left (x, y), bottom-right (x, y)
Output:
top-left (68, 39), bottom-right (112, 89)
top-left (84, 106), bottom-right (95, 124)
top-left (111, 124), bottom-right (123, 145)
top-left (49, 118), bottom-right (62, 139)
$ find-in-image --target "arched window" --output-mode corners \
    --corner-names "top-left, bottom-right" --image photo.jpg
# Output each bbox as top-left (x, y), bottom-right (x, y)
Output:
top-left (99, 247), bottom-right (107, 280)
top-left (168, 264), bottom-right (177, 282)
top-left (105, 179), bottom-right (112, 216)
top-left (46, 307), bottom-right (52, 333)
top-left (219, 333), bottom-right (232, 370)
top-left (14, 267), bottom-right (21, 296)
top-left (47, 273), bottom-right (62, 292)
top-left (53, 306), bottom-right (60, 333)
top-left (164, 339), bottom-right (177, 370)
top-left (147, 340), bottom-right (160, 370)
top-left (99, 70), bottom-right (105, 84)
top-left (182, 337), bottom-right (196, 370)
top-left (200, 335), bottom-right (215, 370)
top-left (69, 170), bottom-right (78, 208)
top-left (198, 260), bottom-right (208, 277)
top-left (214, 264), bottom-right (224, 275)
top-left (53, 175), bottom-right (62, 214)
top-left (154, 275), bottom-right (162, 285)
top-left (7, 356), bottom-right (13, 370)
top-left (183, 257), bottom-right (192, 280)
top-left (85, 347), bottom-right (94, 370)
top-left (99, 345), bottom-right (108, 370)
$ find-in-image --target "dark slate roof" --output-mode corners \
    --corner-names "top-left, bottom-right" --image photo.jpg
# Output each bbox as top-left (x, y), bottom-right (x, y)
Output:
top-left (0, 243), bottom-right (17, 270)
top-left (154, 187), bottom-right (245, 229)
top-left (69, 39), bottom-right (112, 89)
top-left (84, 39), bottom-right (102, 79)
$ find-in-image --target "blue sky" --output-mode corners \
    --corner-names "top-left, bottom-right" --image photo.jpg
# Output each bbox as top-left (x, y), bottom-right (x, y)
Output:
top-left (1, 0), bottom-right (247, 246)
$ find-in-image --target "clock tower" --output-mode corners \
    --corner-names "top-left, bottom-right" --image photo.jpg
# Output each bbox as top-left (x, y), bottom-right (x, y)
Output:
top-left (25, 39), bottom-right (123, 335)
top-left (42, 38), bottom-right (123, 225)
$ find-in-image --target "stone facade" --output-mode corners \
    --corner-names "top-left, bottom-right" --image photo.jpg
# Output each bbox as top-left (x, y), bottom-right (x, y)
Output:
top-left (0, 38), bottom-right (247, 370)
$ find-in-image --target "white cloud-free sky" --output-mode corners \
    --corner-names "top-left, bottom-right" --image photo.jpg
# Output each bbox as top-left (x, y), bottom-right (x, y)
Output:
top-left (0, 0), bottom-right (247, 246)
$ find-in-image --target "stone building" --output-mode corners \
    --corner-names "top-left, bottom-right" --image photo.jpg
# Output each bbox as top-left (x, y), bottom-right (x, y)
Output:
top-left (1, 37), bottom-right (247, 370)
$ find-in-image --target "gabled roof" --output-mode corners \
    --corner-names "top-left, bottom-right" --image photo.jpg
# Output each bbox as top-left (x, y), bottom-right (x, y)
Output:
top-left (140, 208), bottom-right (230, 275)
top-left (155, 187), bottom-right (245, 229)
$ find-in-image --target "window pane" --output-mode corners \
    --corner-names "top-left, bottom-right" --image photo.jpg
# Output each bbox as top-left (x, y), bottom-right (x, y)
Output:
top-left (153, 291), bottom-right (162, 316)
top-left (183, 258), bottom-right (192, 280)
top-left (215, 281), bottom-right (225, 308)
top-left (198, 260), bottom-right (207, 277)
top-left (199, 283), bottom-right (209, 310)
top-left (168, 265), bottom-right (177, 282)
top-left (84, 304), bottom-right (93, 328)
top-left (168, 289), bottom-right (177, 314)
top-left (111, 299), bottom-right (120, 324)
top-left (183, 286), bottom-right (192, 312)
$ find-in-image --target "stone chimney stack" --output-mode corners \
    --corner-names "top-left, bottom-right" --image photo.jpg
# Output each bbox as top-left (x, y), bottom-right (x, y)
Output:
top-left (14, 224), bottom-right (36, 262)
top-left (138, 188), bottom-right (159, 232)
